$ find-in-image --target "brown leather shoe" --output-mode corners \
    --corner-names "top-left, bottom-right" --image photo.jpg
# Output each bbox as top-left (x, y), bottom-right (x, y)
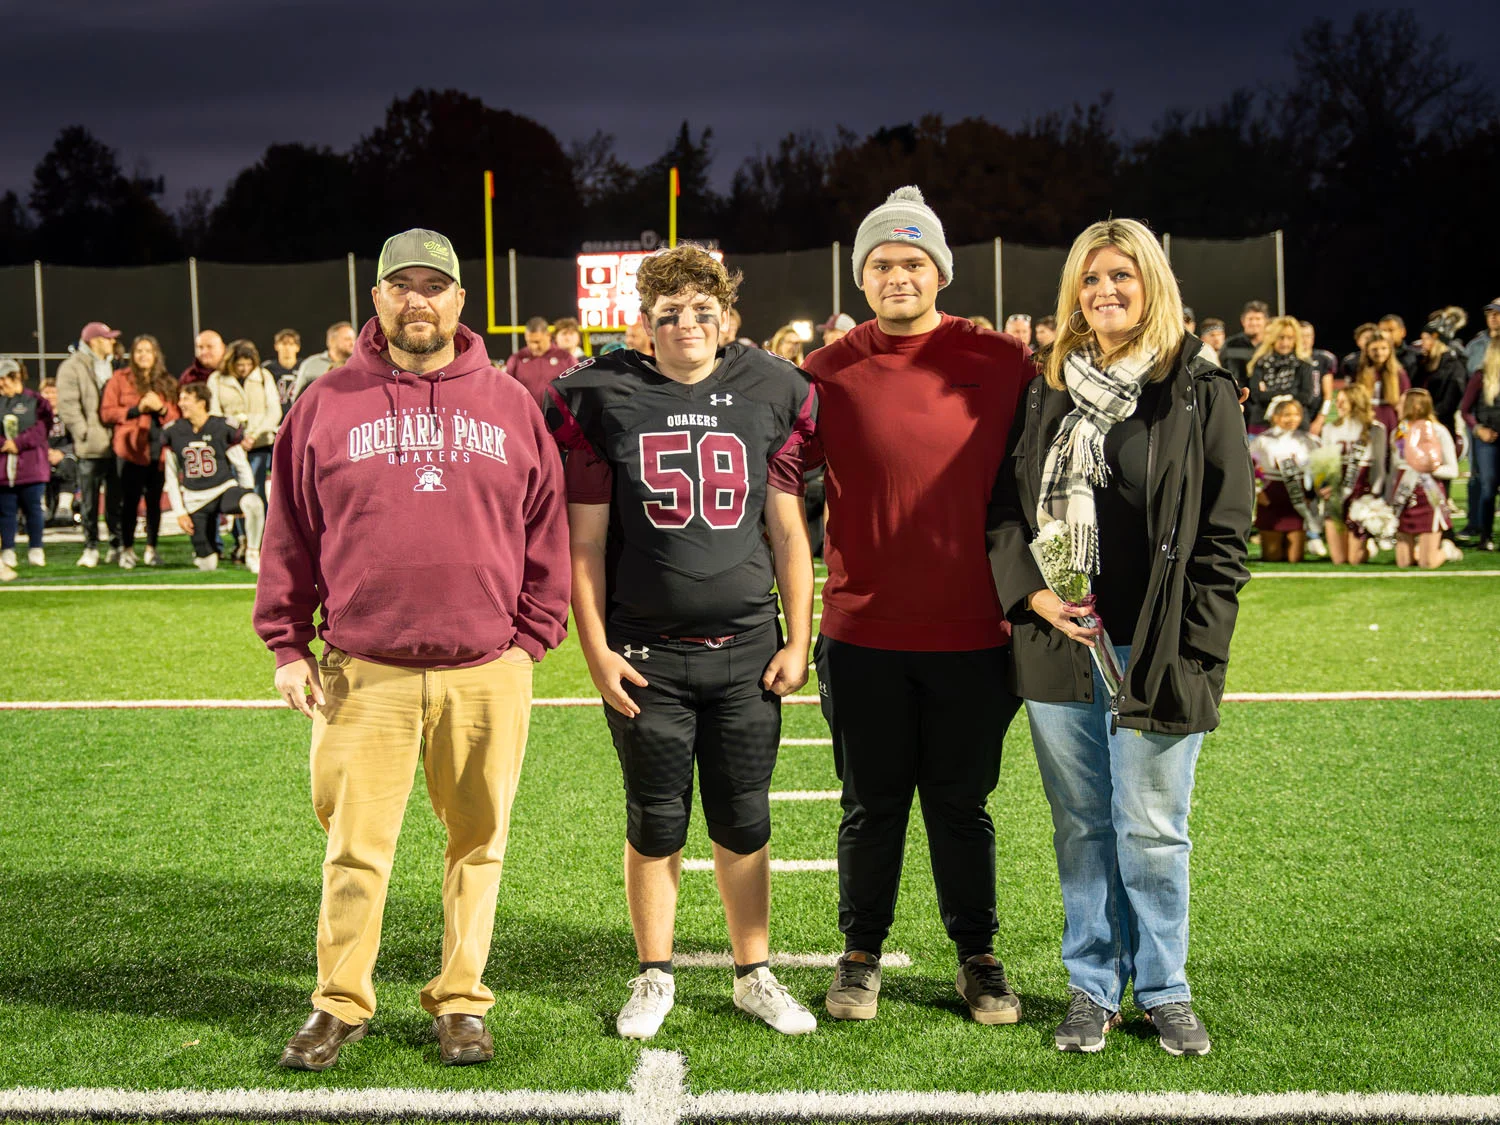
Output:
top-left (433, 1013), bottom-right (494, 1066)
top-left (278, 1009), bottom-right (368, 1071)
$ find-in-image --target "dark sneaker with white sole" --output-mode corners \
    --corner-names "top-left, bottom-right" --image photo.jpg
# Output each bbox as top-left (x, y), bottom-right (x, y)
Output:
top-left (1147, 1002), bottom-right (1211, 1055)
top-left (955, 954), bottom-right (1021, 1024)
top-left (1054, 989), bottom-right (1122, 1052)
top-left (825, 952), bottom-right (881, 1020)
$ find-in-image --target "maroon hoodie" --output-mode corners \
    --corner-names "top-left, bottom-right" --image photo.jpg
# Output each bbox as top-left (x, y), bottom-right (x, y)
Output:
top-left (505, 346), bottom-right (578, 409)
top-left (253, 319), bottom-right (570, 669)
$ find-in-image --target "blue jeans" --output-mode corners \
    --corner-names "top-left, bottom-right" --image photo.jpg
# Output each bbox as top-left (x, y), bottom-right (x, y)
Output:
top-left (1470, 435), bottom-right (1499, 541)
top-left (1025, 645), bottom-right (1204, 1012)
top-left (0, 482), bottom-right (46, 550)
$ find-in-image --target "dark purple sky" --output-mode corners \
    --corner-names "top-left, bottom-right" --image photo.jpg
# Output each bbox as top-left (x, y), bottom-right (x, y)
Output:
top-left (7, 0), bottom-right (1497, 210)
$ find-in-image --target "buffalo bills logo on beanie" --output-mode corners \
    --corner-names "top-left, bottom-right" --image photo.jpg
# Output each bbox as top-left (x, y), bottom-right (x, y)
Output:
top-left (852, 186), bottom-right (953, 288)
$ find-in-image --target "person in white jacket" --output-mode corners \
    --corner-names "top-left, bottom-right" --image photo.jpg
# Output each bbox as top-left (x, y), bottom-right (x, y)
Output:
top-left (208, 338), bottom-right (280, 560)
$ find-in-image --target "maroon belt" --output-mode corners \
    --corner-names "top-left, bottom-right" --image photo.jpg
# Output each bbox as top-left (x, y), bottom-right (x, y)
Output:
top-left (662, 633), bottom-right (736, 648)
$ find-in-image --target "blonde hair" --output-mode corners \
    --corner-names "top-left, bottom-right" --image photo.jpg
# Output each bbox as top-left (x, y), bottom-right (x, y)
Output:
top-left (768, 325), bottom-right (805, 365)
top-left (1044, 218), bottom-right (1184, 390)
top-left (1338, 383), bottom-right (1374, 431)
top-left (1401, 387), bottom-right (1435, 423)
top-left (1483, 343), bottom-right (1500, 407)
top-left (1247, 316), bottom-right (1302, 378)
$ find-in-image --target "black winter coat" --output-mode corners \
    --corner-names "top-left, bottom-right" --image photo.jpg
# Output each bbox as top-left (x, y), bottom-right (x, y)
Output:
top-left (987, 338), bottom-right (1254, 735)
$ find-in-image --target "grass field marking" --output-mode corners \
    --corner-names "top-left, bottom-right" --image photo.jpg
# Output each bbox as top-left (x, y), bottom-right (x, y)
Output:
top-left (1247, 569), bottom-right (1500, 579)
top-left (0, 583), bottom-right (257, 592)
top-left (672, 951), bottom-right (913, 969)
top-left (682, 859), bottom-right (837, 873)
top-left (623, 1048), bottom-right (685, 1125)
top-left (769, 790), bottom-right (841, 801)
top-left (1224, 690), bottom-right (1500, 701)
top-left (781, 737), bottom-right (833, 746)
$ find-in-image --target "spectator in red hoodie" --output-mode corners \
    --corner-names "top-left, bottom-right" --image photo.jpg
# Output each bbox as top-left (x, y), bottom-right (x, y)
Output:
top-left (254, 229), bottom-right (570, 1073)
top-left (178, 330), bottom-right (224, 386)
top-left (503, 316), bottom-right (576, 408)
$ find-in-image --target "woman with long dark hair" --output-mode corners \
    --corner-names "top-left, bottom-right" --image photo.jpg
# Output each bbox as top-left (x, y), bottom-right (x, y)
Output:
top-left (989, 218), bottom-right (1252, 1056)
top-left (100, 335), bottom-right (179, 568)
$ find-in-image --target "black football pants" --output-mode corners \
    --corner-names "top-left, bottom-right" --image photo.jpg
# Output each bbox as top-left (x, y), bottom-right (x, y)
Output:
top-left (815, 636), bottom-right (1020, 962)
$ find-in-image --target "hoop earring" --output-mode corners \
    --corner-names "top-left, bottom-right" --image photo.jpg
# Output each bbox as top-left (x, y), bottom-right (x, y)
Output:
top-left (1068, 309), bottom-right (1089, 334)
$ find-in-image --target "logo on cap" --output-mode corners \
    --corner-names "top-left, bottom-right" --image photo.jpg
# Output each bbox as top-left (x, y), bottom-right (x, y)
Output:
top-left (892, 225), bottom-right (922, 239)
top-left (423, 240), bottom-right (451, 259)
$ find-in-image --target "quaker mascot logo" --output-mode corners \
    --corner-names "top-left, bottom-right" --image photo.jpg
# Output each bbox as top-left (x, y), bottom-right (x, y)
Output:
top-left (414, 465), bottom-right (447, 492)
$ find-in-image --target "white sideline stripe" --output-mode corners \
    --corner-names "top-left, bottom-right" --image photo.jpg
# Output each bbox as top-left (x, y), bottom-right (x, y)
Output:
top-left (0, 583), bottom-right (256, 592)
top-left (5, 690), bottom-right (1500, 712)
top-left (8, 1065), bottom-right (1498, 1122)
top-left (682, 858), bottom-right (836, 873)
top-left (672, 951), bottom-right (912, 969)
top-left (781, 737), bottom-right (833, 745)
top-left (769, 790), bottom-right (841, 801)
top-left (1248, 569), bottom-right (1500, 579)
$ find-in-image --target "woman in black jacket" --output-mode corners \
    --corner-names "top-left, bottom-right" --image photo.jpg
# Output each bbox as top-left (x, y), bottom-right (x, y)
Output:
top-left (987, 218), bottom-right (1252, 1057)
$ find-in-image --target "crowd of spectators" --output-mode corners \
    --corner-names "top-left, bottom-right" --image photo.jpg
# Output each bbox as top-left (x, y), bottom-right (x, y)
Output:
top-left (4, 294), bottom-right (1497, 581)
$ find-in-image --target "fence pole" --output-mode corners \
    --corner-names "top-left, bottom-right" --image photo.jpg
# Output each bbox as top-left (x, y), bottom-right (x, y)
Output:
top-left (1162, 232), bottom-right (1171, 265)
top-left (1274, 230), bottom-right (1286, 316)
top-left (993, 238), bottom-right (1003, 326)
top-left (346, 253), bottom-right (358, 326)
top-left (832, 241), bottom-right (841, 316)
top-left (32, 261), bottom-right (45, 382)
top-left (507, 249), bottom-right (519, 354)
top-left (188, 257), bottom-right (201, 340)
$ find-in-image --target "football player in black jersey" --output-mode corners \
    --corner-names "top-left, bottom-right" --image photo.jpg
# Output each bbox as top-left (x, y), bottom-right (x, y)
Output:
top-left (546, 245), bottom-right (818, 1039)
top-left (163, 382), bottom-right (264, 572)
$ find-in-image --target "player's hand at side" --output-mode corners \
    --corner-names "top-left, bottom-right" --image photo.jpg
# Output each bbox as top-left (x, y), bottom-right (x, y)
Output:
top-left (587, 649), bottom-right (648, 718)
top-left (761, 644), bottom-right (809, 696)
top-left (275, 656), bottom-right (326, 718)
top-left (177, 514), bottom-right (194, 534)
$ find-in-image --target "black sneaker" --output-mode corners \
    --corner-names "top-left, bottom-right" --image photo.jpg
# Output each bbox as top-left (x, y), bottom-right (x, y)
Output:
top-left (955, 954), bottom-right (1021, 1025)
top-left (1147, 1001), bottom-right (1211, 1055)
top-left (825, 952), bottom-right (881, 1020)
top-left (1054, 989), bottom-right (1121, 1053)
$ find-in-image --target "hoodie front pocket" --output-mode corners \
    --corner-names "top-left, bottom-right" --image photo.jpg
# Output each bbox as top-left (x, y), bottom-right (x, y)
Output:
top-left (330, 565), bottom-right (513, 661)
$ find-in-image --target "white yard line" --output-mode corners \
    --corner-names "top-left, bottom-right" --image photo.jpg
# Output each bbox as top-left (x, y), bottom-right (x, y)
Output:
top-left (682, 859), bottom-right (837, 873)
top-left (781, 737), bottom-right (833, 746)
top-left (7, 1059), bottom-right (1497, 1123)
top-left (672, 951), bottom-right (912, 969)
top-left (4, 690), bottom-right (1498, 712)
top-left (769, 790), bottom-right (841, 801)
top-left (0, 583), bottom-right (256, 592)
top-left (1248, 569), bottom-right (1500, 579)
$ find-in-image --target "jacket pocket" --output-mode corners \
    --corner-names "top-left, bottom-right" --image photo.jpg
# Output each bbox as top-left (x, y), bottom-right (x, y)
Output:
top-left (329, 565), bottom-right (514, 662)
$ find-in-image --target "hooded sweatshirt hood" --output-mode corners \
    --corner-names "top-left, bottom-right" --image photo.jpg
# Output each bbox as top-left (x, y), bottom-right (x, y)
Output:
top-left (254, 316), bottom-right (570, 669)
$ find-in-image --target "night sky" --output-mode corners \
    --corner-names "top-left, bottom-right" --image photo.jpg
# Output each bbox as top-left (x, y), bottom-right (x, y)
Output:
top-left (8, 0), bottom-right (1498, 209)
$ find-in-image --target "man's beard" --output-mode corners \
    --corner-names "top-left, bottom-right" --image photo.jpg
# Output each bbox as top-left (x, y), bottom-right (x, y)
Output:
top-left (387, 314), bottom-right (449, 355)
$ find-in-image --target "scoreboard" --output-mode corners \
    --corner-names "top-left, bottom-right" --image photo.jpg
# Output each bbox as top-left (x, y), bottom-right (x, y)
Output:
top-left (576, 250), bottom-right (725, 329)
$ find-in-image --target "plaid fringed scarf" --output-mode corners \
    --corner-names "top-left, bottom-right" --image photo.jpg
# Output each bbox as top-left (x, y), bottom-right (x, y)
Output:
top-left (1036, 347), bottom-right (1159, 575)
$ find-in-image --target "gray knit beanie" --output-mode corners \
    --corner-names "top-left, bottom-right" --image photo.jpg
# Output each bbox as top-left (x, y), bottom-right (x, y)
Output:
top-left (851, 186), bottom-right (953, 289)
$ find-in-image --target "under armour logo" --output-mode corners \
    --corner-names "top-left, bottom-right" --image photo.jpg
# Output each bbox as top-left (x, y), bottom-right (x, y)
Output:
top-left (623, 645), bottom-right (650, 660)
top-left (709, 393), bottom-right (733, 406)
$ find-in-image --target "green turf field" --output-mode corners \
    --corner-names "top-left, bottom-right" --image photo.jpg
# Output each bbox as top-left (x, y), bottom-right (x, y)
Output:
top-left (1, 536), bottom-right (1498, 1111)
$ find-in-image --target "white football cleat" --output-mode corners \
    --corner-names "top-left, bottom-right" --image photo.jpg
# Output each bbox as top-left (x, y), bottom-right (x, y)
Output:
top-left (27, 548), bottom-right (45, 567)
top-left (733, 967), bottom-right (817, 1035)
top-left (617, 968), bottom-right (675, 1040)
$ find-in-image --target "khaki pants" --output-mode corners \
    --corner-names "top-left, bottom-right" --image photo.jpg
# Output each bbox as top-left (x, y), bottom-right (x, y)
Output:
top-left (307, 646), bottom-right (533, 1024)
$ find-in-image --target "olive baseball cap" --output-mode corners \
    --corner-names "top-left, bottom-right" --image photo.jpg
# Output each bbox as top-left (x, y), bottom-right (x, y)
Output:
top-left (377, 228), bottom-right (461, 284)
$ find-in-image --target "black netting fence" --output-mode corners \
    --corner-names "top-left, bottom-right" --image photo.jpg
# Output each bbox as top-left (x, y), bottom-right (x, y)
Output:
top-left (0, 234), bottom-right (1281, 382)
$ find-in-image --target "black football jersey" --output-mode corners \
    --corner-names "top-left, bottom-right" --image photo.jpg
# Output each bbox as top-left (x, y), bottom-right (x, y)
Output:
top-left (546, 345), bottom-right (816, 637)
top-left (163, 416), bottom-right (242, 495)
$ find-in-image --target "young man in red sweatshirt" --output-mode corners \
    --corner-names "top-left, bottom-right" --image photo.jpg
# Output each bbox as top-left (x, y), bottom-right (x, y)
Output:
top-left (803, 188), bottom-right (1031, 1026)
top-left (253, 229), bottom-right (570, 1071)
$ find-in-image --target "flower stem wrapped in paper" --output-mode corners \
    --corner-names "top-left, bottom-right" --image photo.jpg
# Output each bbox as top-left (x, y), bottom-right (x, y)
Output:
top-left (1029, 519), bottom-right (1126, 699)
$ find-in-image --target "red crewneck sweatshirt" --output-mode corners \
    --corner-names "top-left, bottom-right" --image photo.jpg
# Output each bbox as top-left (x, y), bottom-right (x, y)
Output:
top-left (253, 319), bottom-right (570, 669)
top-left (802, 314), bottom-right (1030, 651)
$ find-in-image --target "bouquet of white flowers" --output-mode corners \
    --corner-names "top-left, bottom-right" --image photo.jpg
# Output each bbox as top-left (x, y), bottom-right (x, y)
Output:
top-left (1346, 494), bottom-right (1397, 545)
top-left (1029, 520), bottom-right (1126, 699)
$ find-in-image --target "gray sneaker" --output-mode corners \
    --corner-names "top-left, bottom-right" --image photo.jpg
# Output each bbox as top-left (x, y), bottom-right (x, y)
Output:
top-left (1054, 989), bottom-right (1121, 1052)
top-left (825, 952), bottom-right (881, 1020)
top-left (1148, 1001), bottom-right (1211, 1055)
top-left (956, 954), bottom-right (1021, 1025)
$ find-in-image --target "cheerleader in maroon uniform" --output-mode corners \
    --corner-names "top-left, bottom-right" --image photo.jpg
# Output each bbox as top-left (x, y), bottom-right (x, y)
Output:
top-left (1355, 334), bottom-right (1409, 451)
top-left (1250, 396), bottom-right (1321, 562)
top-left (1317, 384), bottom-right (1387, 565)
top-left (1390, 388), bottom-right (1458, 569)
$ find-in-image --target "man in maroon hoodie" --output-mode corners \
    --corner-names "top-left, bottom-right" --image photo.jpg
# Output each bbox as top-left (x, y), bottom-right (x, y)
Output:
top-left (804, 188), bottom-right (1031, 1027)
top-left (179, 330), bottom-right (224, 386)
top-left (503, 316), bottom-right (576, 408)
top-left (253, 229), bottom-right (570, 1071)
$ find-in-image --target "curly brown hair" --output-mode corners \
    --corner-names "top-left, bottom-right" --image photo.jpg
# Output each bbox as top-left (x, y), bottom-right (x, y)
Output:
top-left (635, 244), bottom-right (741, 317)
